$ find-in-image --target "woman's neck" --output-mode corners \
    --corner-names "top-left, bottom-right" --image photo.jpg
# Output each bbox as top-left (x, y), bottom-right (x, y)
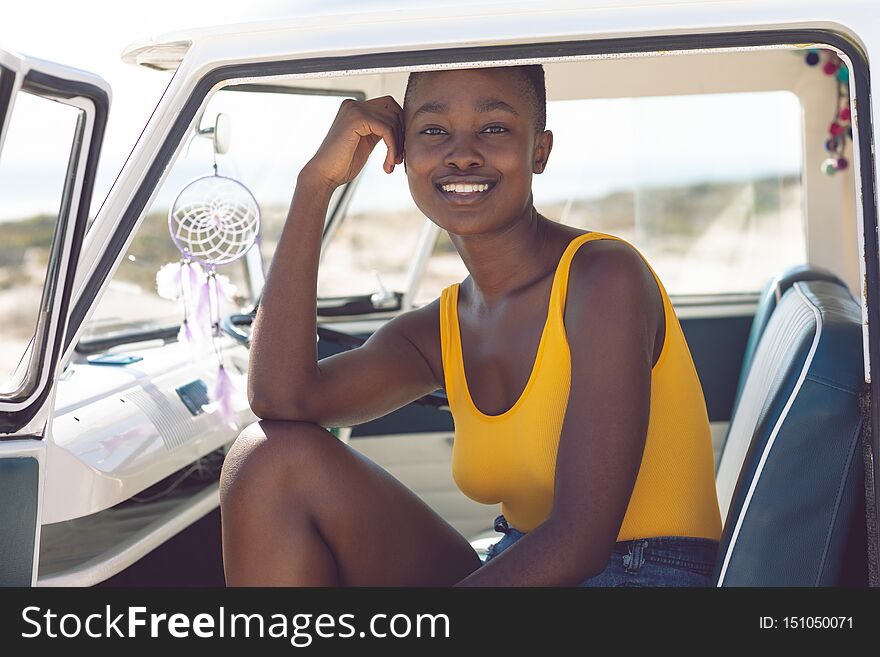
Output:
top-left (451, 208), bottom-right (561, 311)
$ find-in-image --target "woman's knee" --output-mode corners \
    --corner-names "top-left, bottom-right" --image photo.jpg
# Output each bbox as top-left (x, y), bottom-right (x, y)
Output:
top-left (219, 419), bottom-right (336, 508)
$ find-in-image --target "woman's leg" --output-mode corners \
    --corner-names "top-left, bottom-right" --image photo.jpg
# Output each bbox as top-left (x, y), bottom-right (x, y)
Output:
top-left (220, 419), bottom-right (484, 586)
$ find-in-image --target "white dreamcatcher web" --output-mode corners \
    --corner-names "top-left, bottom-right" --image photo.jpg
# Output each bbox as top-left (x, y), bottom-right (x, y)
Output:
top-left (169, 175), bottom-right (260, 266)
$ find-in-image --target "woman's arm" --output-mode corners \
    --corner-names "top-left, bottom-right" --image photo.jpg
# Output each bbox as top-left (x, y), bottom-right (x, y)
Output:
top-left (248, 96), bottom-right (441, 423)
top-left (455, 240), bottom-right (662, 586)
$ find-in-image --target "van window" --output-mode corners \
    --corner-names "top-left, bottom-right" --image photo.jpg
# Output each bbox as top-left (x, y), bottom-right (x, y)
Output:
top-left (81, 88), bottom-right (350, 339)
top-left (414, 90), bottom-right (805, 305)
top-left (316, 146), bottom-right (425, 299)
top-left (0, 90), bottom-right (80, 384)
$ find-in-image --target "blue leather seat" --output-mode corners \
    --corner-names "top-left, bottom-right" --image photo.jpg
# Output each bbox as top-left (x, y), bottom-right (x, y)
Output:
top-left (730, 265), bottom-right (847, 421)
top-left (714, 279), bottom-right (867, 586)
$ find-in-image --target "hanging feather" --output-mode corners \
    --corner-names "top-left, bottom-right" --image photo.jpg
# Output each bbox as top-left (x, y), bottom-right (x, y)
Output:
top-left (155, 261), bottom-right (183, 301)
top-left (194, 270), bottom-right (215, 341)
top-left (184, 260), bottom-right (202, 308)
top-left (210, 270), bottom-right (223, 334)
top-left (214, 272), bottom-right (238, 303)
top-left (177, 318), bottom-right (195, 348)
top-left (212, 364), bottom-right (237, 429)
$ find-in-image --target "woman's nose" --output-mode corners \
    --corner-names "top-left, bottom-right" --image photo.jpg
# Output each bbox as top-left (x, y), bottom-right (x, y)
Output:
top-left (444, 134), bottom-right (484, 169)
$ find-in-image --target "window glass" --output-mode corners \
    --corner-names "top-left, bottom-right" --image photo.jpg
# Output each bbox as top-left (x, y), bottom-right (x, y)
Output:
top-left (0, 90), bottom-right (79, 388)
top-left (82, 88), bottom-right (349, 339)
top-left (317, 147), bottom-right (425, 298)
top-left (414, 90), bottom-right (804, 304)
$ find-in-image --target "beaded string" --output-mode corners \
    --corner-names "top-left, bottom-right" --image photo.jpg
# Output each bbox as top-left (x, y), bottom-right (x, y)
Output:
top-left (803, 48), bottom-right (852, 175)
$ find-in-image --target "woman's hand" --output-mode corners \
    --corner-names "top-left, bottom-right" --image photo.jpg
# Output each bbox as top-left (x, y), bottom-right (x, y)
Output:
top-left (300, 95), bottom-right (405, 191)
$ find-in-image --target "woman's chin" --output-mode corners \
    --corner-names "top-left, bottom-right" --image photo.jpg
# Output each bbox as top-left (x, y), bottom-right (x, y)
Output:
top-left (433, 216), bottom-right (505, 238)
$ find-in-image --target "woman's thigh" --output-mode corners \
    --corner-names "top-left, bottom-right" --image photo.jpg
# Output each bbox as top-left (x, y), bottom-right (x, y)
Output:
top-left (221, 419), bottom-right (483, 586)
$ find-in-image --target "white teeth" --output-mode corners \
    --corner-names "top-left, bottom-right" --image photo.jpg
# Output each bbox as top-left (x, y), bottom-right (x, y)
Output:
top-left (441, 183), bottom-right (490, 193)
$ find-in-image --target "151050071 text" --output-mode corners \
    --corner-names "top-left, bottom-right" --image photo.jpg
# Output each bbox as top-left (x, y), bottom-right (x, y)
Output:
top-left (759, 616), bottom-right (854, 629)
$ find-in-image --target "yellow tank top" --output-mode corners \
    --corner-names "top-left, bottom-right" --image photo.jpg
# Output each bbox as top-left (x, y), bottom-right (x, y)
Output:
top-left (439, 231), bottom-right (722, 541)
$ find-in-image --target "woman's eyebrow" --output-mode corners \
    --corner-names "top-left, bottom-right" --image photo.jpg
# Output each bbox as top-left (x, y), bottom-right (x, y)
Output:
top-left (411, 98), bottom-right (519, 121)
top-left (411, 101), bottom-right (448, 121)
top-left (473, 99), bottom-right (519, 116)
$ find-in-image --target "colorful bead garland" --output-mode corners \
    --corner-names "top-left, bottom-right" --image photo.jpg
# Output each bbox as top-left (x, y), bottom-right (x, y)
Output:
top-left (803, 48), bottom-right (853, 175)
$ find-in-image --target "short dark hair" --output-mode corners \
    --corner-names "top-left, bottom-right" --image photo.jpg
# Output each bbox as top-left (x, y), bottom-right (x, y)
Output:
top-left (403, 64), bottom-right (546, 133)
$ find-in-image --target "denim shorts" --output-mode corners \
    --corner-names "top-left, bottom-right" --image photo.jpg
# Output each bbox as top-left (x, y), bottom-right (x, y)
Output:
top-left (482, 515), bottom-right (719, 587)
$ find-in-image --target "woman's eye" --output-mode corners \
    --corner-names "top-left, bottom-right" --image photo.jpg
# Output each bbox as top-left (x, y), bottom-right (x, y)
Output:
top-left (421, 127), bottom-right (446, 136)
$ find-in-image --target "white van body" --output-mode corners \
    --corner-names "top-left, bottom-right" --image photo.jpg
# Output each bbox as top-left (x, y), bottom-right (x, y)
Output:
top-left (0, 0), bottom-right (876, 586)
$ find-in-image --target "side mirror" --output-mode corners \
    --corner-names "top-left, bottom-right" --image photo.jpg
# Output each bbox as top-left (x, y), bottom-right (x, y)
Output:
top-left (187, 112), bottom-right (231, 157)
top-left (213, 113), bottom-right (231, 155)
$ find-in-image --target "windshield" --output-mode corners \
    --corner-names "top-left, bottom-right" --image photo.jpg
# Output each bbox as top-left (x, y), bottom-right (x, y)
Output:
top-left (80, 87), bottom-right (354, 341)
top-left (414, 89), bottom-right (805, 304)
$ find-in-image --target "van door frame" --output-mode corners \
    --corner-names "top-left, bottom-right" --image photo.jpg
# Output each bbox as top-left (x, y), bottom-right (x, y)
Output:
top-left (0, 50), bottom-right (109, 586)
top-left (0, 53), bottom-right (109, 435)
top-left (66, 28), bottom-right (880, 565)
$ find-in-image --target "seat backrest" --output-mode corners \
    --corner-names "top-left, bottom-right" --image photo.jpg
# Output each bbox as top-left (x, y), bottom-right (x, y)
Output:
top-left (714, 279), bottom-right (867, 586)
top-left (730, 264), bottom-right (847, 422)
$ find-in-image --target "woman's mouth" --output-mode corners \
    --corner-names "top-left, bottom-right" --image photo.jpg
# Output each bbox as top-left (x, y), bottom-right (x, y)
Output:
top-left (435, 181), bottom-right (496, 204)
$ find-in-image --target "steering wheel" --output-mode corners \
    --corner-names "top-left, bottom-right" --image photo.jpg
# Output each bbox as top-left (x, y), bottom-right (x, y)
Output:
top-left (219, 311), bottom-right (449, 411)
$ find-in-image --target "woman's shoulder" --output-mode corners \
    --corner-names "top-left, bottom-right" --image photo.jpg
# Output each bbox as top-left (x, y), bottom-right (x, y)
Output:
top-left (568, 234), bottom-right (644, 272)
top-left (390, 296), bottom-right (445, 389)
top-left (565, 235), bottom-right (666, 360)
top-left (567, 233), bottom-right (659, 297)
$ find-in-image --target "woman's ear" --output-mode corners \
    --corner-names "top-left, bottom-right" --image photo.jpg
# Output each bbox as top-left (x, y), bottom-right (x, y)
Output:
top-left (533, 129), bottom-right (553, 174)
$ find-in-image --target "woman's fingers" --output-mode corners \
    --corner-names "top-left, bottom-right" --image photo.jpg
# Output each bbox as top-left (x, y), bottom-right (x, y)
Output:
top-left (350, 118), bottom-right (394, 174)
top-left (303, 95), bottom-right (406, 188)
top-left (364, 96), bottom-right (405, 170)
top-left (388, 100), bottom-right (405, 165)
top-left (393, 101), bottom-right (405, 164)
top-left (355, 98), bottom-right (402, 173)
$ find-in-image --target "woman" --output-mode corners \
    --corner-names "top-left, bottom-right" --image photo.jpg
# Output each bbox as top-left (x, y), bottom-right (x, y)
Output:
top-left (219, 64), bottom-right (723, 586)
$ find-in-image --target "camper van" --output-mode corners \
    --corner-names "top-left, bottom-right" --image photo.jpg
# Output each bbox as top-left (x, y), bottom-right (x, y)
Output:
top-left (0, 0), bottom-right (876, 587)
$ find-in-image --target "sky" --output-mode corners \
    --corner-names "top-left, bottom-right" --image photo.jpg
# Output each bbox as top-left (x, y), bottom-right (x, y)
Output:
top-left (0, 0), bottom-right (317, 220)
top-left (0, 0), bottom-right (802, 221)
top-left (0, 0), bottom-right (507, 197)
top-left (0, 2), bottom-right (450, 219)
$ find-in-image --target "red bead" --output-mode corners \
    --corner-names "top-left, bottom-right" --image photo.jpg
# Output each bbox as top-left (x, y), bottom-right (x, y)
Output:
top-left (829, 122), bottom-right (843, 136)
top-left (839, 107), bottom-right (852, 121)
top-left (837, 157), bottom-right (849, 170)
top-left (823, 61), bottom-right (838, 75)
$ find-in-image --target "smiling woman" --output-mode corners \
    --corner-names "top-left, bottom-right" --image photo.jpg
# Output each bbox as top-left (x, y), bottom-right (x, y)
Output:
top-left (1, 0), bottom-right (869, 593)
top-left (219, 64), bottom-right (721, 587)
top-left (402, 67), bottom-right (553, 236)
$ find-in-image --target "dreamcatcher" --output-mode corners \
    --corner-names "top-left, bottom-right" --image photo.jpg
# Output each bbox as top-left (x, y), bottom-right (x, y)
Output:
top-left (156, 113), bottom-right (260, 426)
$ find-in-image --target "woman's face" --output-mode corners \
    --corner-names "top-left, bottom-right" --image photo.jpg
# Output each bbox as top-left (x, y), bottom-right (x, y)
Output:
top-left (403, 68), bottom-right (552, 236)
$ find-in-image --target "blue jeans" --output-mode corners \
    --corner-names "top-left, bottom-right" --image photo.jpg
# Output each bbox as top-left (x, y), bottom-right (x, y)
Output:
top-left (482, 515), bottom-right (719, 587)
